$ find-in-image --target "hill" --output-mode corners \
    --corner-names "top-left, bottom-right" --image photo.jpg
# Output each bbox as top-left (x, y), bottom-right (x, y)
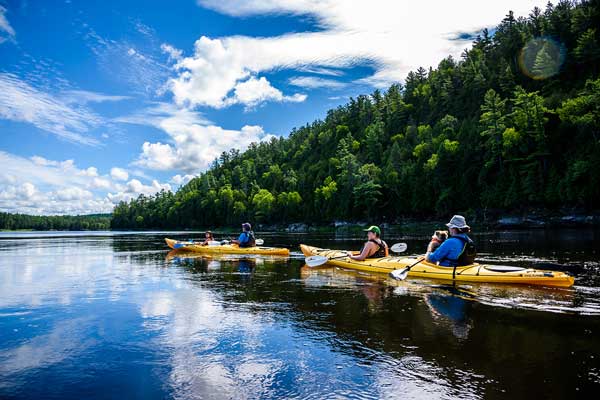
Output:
top-left (111, 1), bottom-right (600, 230)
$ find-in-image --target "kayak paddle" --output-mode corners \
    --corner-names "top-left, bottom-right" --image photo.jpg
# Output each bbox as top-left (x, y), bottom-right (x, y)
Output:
top-left (390, 242), bottom-right (408, 253)
top-left (305, 254), bottom-right (349, 268)
top-left (219, 238), bottom-right (265, 246)
top-left (389, 257), bottom-right (425, 281)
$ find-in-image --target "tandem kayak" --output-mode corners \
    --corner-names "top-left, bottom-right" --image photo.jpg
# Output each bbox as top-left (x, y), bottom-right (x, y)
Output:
top-left (300, 244), bottom-right (575, 288)
top-left (165, 238), bottom-right (290, 256)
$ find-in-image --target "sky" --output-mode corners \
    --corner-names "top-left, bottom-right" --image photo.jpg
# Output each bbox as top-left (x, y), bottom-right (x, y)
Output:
top-left (0, 0), bottom-right (546, 215)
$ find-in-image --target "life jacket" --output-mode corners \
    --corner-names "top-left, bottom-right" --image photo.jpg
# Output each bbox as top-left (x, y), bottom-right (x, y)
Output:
top-left (442, 235), bottom-right (476, 266)
top-left (239, 231), bottom-right (256, 248)
top-left (368, 239), bottom-right (388, 258)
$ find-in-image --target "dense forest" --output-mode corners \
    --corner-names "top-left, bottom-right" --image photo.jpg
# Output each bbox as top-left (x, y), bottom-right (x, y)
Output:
top-left (112, 1), bottom-right (600, 230)
top-left (0, 213), bottom-right (111, 231)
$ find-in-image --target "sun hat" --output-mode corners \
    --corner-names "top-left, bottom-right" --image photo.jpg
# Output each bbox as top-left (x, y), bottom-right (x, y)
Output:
top-left (446, 215), bottom-right (470, 230)
top-left (363, 225), bottom-right (381, 236)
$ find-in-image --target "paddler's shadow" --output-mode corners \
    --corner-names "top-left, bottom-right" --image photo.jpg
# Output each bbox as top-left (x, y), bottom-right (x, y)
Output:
top-left (424, 285), bottom-right (474, 340)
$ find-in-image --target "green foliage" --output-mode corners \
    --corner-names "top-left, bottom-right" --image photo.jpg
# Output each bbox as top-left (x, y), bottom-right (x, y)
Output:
top-left (110, 1), bottom-right (600, 229)
top-left (575, 28), bottom-right (600, 63)
top-left (558, 77), bottom-right (600, 137)
top-left (252, 189), bottom-right (275, 222)
top-left (0, 213), bottom-right (111, 231)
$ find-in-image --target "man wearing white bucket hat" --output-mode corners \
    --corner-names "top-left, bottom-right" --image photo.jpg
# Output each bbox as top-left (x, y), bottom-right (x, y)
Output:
top-left (426, 215), bottom-right (476, 267)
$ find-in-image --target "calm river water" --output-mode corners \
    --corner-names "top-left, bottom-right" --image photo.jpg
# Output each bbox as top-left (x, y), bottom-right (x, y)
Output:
top-left (0, 229), bottom-right (599, 399)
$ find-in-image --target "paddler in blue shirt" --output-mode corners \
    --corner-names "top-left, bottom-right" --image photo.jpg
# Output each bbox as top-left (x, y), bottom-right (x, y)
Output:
top-left (232, 222), bottom-right (256, 248)
top-left (426, 215), bottom-right (476, 267)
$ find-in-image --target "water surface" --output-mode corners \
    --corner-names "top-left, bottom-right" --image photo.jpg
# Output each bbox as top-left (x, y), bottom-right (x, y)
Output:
top-left (1, 230), bottom-right (599, 399)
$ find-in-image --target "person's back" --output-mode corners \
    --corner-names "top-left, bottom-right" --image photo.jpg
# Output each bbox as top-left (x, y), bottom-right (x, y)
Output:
top-left (367, 238), bottom-right (388, 258)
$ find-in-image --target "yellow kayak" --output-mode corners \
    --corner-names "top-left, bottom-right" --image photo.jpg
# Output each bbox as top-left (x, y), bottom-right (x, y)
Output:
top-left (300, 244), bottom-right (575, 288)
top-left (165, 238), bottom-right (290, 256)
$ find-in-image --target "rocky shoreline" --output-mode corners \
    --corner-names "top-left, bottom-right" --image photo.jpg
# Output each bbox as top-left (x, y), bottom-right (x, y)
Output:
top-left (256, 210), bottom-right (600, 233)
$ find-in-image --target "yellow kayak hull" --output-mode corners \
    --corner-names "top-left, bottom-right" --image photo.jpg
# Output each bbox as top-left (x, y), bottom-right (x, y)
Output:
top-left (300, 244), bottom-right (575, 288)
top-left (165, 238), bottom-right (290, 256)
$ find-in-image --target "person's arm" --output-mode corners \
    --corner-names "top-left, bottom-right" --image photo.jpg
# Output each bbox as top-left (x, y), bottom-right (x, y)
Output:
top-left (426, 240), bottom-right (451, 263)
top-left (347, 242), bottom-right (373, 261)
top-left (232, 233), bottom-right (243, 245)
top-left (238, 233), bottom-right (249, 245)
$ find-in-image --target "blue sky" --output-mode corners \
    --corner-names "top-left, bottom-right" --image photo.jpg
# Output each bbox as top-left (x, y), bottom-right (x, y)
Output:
top-left (0, 0), bottom-right (545, 215)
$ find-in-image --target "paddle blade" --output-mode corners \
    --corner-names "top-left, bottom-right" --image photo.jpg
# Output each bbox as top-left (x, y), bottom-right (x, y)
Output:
top-left (305, 255), bottom-right (329, 268)
top-left (173, 242), bottom-right (187, 249)
top-left (389, 267), bottom-right (409, 281)
top-left (255, 239), bottom-right (264, 245)
top-left (207, 241), bottom-right (221, 246)
top-left (390, 243), bottom-right (407, 253)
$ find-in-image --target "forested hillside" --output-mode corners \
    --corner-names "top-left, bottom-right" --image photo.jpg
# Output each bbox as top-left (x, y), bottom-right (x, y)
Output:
top-left (0, 213), bottom-right (111, 231)
top-left (112, 1), bottom-right (600, 230)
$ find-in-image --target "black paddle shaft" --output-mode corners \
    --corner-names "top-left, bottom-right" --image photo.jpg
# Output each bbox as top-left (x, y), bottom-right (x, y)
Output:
top-left (405, 257), bottom-right (425, 272)
top-left (391, 257), bottom-right (425, 279)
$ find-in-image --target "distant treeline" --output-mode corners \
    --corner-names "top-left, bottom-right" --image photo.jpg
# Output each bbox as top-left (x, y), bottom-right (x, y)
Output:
top-left (0, 212), bottom-right (111, 231)
top-left (109, 1), bottom-right (599, 229)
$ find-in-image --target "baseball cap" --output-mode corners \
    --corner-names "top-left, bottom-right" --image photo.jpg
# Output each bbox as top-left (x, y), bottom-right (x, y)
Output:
top-left (363, 225), bottom-right (381, 235)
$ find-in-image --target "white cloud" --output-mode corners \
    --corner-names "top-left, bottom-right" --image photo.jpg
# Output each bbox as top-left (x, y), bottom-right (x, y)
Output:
top-left (30, 156), bottom-right (61, 167)
top-left (110, 167), bottom-right (129, 181)
top-left (6, 182), bottom-right (37, 200)
top-left (197, 0), bottom-right (321, 18)
top-left (297, 66), bottom-right (344, 76)
top-left (107, 179), bottom-right (171, 204)
top-left (135, 124), bottom-right (270, 172)
top-left (161, 43), bottom-right (183, 62)
top-left (137, 142), bottom-right (178, 170)
top-left (0, 182), bottom-right (114, 215)
top-left (0, 151), bottom-right (171, 214)
top-left (91, 177), bottom-right (112, 189)
top-left (60, 90), bottom-right (131, 104)
top-left (227, 76), bottom-right (306, 109)
top-left (288, 76), bottom-right (345, 89)
top-left (55, 187), bottom-right (93, 201)
top-left (78, 167), bottom-right (99, 177)
top-left (83, 27), bottom-right (169, 96)
top-left (171, 174), bottom-right (195, 186)
top-left (173, 0), bottom-right (547, 107)
top-left (0, 73), bottom-right (102, 146)
top-left (114, 102), bottom-right (210, 127)
top-left (119, 103), bottom-right (272, 172)
top-left (0, 5), bottom-right (15, 43)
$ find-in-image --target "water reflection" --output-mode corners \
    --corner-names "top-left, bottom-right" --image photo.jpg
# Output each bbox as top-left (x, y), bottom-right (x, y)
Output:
top-left (300, 266), bottom-right (473, 339)
top-left (0, 232), bottom-right (599, 399)
top-left (423, 287), bottom-right (473, 340)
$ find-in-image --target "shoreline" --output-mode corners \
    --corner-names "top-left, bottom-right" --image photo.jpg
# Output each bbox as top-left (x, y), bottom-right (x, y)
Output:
top-left (3, 209), bottom-right (599, 233)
